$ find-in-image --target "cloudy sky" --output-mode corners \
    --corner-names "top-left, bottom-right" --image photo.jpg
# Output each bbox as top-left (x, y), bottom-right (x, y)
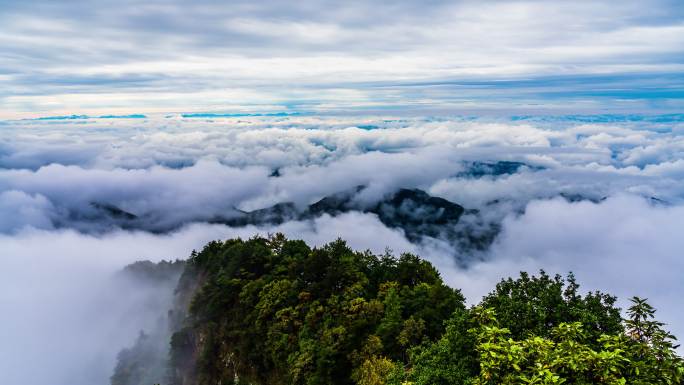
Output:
top-left (1, 0), bottom-right (683, 118)
top-left (1, 1), bottom-right (684, 385)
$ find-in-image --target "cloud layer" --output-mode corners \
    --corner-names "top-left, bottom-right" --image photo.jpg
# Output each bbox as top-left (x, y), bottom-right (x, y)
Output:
top-left (1, 115), bottom-right (684, 384)
top-left (1, 116), bottom-right (683, 234)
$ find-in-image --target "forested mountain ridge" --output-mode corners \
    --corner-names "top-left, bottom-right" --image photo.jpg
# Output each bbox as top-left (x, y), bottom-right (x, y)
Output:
top-left (218, 188), bottom-right (478, 248)
top-left (112, 235), bottom-right (684, 385)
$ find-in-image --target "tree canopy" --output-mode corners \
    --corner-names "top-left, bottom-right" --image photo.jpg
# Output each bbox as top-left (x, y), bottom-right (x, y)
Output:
top-left (144, 235), bottom-right (684, 385)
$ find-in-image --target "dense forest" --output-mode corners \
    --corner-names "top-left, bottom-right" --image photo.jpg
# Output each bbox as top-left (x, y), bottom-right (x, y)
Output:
top-left (113, 235), bottom-right (683, 385)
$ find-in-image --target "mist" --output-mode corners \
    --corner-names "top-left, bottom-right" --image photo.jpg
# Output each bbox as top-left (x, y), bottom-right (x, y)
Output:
top-left (2, 115), bottom-right (684, 383)
top-left (450, 195), bottom-right (684, 344)
top-left (2, 116), bottom-right (684, 235)
top-left (3, 197), bottom-right (684, 384)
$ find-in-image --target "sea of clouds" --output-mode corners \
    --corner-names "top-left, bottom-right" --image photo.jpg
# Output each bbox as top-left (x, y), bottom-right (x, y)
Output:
top-left (1, 114), bottom-right (684, 384)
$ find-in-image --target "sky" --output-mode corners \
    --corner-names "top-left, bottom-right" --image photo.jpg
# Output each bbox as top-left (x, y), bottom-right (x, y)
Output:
top-left (1, 0), bottom-right (683, 118)
top-left (1, 1), bottom-right (684, 385)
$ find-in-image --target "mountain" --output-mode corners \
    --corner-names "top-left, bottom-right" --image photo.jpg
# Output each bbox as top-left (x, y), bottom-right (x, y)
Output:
top-left (218, 187), bottom-right (466, 242)
top-left (456, 161), bottom-right (542, 178)
top-left (214, 187), bottom-right (499, 253)
top-left (110, 236), bottom-right (682, 385)
top-left (51, 160), bottom-right (546, 241)
top-left (114, 236), bottom-right (467, 385)
top-left (111, 260), bottom-right (186, 385)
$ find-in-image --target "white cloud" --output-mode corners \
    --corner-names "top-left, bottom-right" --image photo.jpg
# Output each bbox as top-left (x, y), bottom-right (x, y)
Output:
top-left (451, 195), bottom-right (684, 348)
top-left (2, 116), bottom-right (684, 233)
top-left (0, 190), bottom-right (55, 232)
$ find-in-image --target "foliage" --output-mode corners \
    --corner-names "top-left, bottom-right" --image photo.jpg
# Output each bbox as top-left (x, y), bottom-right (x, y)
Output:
top-left (396, 270), bottom-right (625, 385)
top-left (166, 235), bottom-right (683, 385)
top-left (399, 308), bottom-right (477, 385)
top-left (470, 298), bottom-right (684, 385)
top-left (170, 234), bottom-right (464, 385)
top-left (478, 271), bottom-right (623, 344)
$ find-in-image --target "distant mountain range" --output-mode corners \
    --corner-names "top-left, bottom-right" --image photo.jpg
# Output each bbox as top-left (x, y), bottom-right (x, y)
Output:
top-left (78, 161), bottom-right (548, 252)
top-left (220, 187), bottom-right (467, 240)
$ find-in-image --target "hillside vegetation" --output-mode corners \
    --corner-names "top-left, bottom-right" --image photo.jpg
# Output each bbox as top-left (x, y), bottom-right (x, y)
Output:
top-left (114, 235), bottom-right (683, 385)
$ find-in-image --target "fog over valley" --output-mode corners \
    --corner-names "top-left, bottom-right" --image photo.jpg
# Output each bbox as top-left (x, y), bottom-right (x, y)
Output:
top-left (1, 115), bottom-right (684, 384)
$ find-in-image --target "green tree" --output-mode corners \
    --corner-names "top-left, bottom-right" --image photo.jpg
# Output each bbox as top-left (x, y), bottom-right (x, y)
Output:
top-left (159, 237), bottom-right (683, 385)
top-left (170, 234), bottom-right (463, 385)
top-left (479, 271), bottom-right (623, 345)
top-left (622, 297), bottom-right (684, 384)
top-left (471, 298), bottom-right (684, 385)
top-left (403, 308), bottom-right (478, 385)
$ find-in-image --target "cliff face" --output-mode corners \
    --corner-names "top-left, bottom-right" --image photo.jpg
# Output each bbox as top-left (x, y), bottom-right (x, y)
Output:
top-left (111, 253), bottom-right (246, 385)
top-left (167, 263), bottom-right (206, 385)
